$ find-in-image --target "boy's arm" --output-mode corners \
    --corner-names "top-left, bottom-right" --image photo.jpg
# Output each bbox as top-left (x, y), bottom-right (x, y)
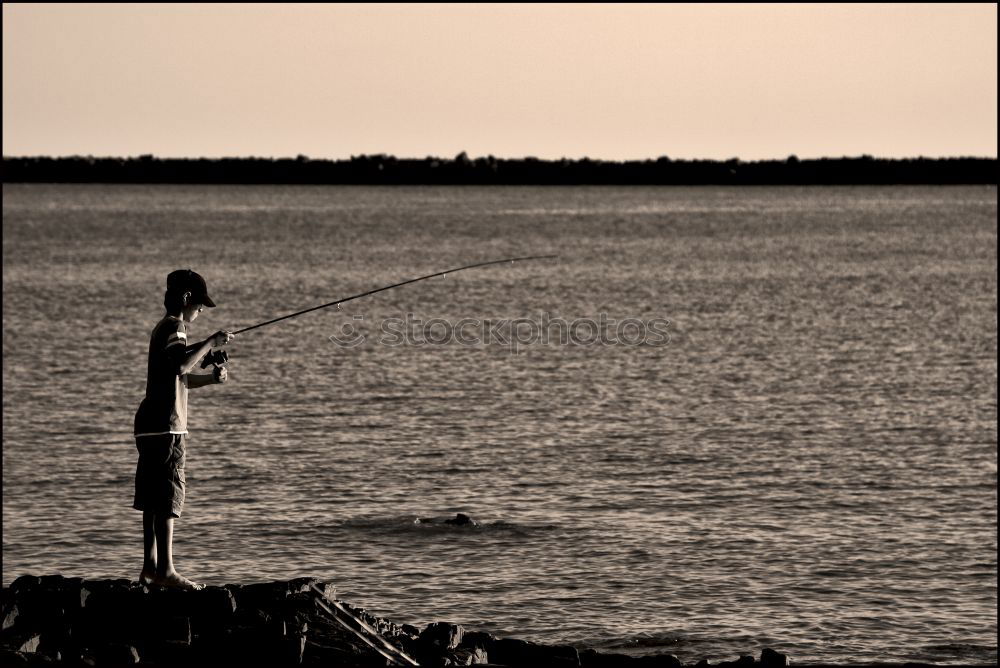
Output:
top-left (166, 331), bottom-right (232, 376)
top-left (176, 337), bottom-right (215, 375)
top-left (185, 371), bottom-right (222, 389)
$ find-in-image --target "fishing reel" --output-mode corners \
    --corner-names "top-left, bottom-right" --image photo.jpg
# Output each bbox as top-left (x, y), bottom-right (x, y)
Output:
top-left (200, 349), bottom-right (229, 370)
top-left (201, 349), bottom-right (229, 383)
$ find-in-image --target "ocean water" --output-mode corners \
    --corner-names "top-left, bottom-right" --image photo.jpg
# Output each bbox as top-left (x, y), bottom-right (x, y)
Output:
top-left (2, 184), bottom-right (996, 665)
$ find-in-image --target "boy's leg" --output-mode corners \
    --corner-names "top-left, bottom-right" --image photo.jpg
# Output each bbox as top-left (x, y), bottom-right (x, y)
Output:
top-left (140, 511), bottom-right (157, 583)
top-left (152, 514), bottom-right (202, 589)
top-left (136, 434), bottom-right (199, 589)
top-left (153, 514), bottom-right (175, 578)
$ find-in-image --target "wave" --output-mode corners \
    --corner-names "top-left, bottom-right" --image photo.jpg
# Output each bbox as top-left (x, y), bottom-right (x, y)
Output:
top-left (330, 515), bottom-right (565, 537)
top-left (917, 642), bottom-right (999, 662)
top-left (582, 630), bottom-right (768, 664)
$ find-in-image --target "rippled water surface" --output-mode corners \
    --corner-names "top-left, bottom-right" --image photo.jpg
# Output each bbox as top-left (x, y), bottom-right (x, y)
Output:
top-left (3, 184), bottom-right (997, 664)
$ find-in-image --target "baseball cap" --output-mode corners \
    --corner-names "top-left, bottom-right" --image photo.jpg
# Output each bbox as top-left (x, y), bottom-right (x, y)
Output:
top-left (166, 269), bottom-right (217, 307)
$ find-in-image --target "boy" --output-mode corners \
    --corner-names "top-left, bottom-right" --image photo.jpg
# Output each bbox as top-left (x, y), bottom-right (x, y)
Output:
top-left (133, 269), bottom-right (234, 590)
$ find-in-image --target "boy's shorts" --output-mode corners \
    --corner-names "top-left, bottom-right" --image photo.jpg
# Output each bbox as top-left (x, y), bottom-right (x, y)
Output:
top-left (133, 433), bottom-right (186, 518)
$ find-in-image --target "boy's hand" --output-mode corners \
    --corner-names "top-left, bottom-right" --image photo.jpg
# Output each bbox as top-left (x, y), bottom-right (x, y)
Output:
top-left (213, 366), bottom-right (229, 384)
top-left (211, 330), bottom-right (235, 347)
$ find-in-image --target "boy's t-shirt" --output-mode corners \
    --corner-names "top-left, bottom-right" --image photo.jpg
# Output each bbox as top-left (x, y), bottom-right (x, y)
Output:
top-left (134, 315), bottom-right (189, 436)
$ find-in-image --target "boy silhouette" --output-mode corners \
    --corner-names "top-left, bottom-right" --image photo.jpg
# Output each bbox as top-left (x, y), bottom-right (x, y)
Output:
top-left (133, 269), bottom-right (234, 590)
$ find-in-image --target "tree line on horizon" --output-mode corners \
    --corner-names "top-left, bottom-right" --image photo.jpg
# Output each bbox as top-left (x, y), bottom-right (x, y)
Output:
top-left (1, 153), bottom-right (995, 185)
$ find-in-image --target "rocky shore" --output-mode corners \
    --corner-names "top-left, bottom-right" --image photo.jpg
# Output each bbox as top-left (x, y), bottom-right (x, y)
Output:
top-left (0, 576), bottom-right (991, 668)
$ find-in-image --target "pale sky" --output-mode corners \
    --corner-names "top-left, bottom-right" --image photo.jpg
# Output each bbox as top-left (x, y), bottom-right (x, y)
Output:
top-left (3, 3), bottom-right (997, 160)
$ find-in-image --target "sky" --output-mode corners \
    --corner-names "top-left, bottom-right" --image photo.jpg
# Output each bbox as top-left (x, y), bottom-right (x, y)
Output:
top-left (2, 3), bottom-right (996, 161)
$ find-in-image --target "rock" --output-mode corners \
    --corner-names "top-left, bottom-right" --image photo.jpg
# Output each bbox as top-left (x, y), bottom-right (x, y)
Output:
top-left (420, 622), bottom-right (465, 650)
top-left (76, 582), bottom-right (143, 643)
top-left (490, 637), bottom-right (580, 666)
top-left (642, 654), bottom-right (682, 667)
top-left (760, 648), bottom-right (788, 667)
top-left (240, 578), bottom-right (325, 603)
top-left (205, 585), bottom-right (238, 614)
top-left (36, 625), bottom-right (74, 661)
top-left (286, 616), bottom-right (308, 635)
top-left (139, 617), bottom-right (190, 665)
top-left (80, 580), bottom-right (134, 612)
top-left (7, 578), bottom-right (83, 635)
top-left (230, 581), bottom-right (288, 610)
top-left (10, 576), bottom-right (42, 595)
top-left (416, 513), bottom-right (481, 527)
top-left (164, 616), bottom-right (191, 646)
top-left (0, 649), bottom-right (29, 665)
top-left (335, 603), bottom-right (405, 639)
top-left (132, 586), bottom-right (236, 651)
top-left (580, 649), bottom-right (681, 667)
top-left (0, 576), bottom-right (664, 668)
top-left (0, 649), bottom-right (59, 666)
top-left (288, 576), bottom-right (332, 598)
top-left (189, 586), bottom-right (237, 637)
top-left (16, 603), bottom-right (66, 635)
top-left (16, 634), bottom-right (42, 653)
top-left (208, 620), bottom-right (305, 666)
top-left (213, 624), bottom-right (261, 663)
top-left (446, 647), bottom-right (489, 665)
top-left (3, 604), bottom-right (20, 631)
top-left (148, 640), bottom-right (190, 666)
top-left (36, 576), bottom-right (73, 590)
top-left (276, 593), bottom-right (315, 636)
top-left (460, 630), bottom-right (496, 651)
top-left (580, 648), bottom-right (617, 666)
top-left (94, 644), bottom-right (139, 665)
top-left (141, 585), bottom-right (194, 619)
top-left (233, 605), bottom-right (272, 627)
top-left (284, 633), bottom-right (307, 665)
top-left (57, 579), bottom-right (85, 614)
top-left (17, 576), bottom-right (84, 619)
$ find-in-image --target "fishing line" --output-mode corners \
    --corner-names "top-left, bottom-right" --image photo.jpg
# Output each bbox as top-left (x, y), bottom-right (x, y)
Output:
top-left (232, 255), bottom-right (557, 335)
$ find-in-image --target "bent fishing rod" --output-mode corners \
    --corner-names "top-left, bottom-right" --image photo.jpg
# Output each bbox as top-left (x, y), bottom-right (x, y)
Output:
top-left (231, 255), bottom-right (557, 336)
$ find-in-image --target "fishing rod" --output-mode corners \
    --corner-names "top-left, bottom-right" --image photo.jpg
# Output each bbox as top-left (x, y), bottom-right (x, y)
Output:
top-left (232, 255), bottom-right (557, 336)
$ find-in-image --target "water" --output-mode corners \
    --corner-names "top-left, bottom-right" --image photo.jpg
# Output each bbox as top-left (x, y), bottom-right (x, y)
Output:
top-left (3, 184), bottom-right (996, 665)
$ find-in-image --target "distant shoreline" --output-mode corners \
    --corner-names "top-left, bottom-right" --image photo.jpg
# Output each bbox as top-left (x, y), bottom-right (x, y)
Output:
top-left (3, 154), bottom-right (996, 185)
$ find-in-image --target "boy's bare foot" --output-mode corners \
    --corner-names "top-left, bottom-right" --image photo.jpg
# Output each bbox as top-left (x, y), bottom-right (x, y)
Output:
top-left (151, 573), bottom-right (204, 591)
top-left (139, 568), bottom-right (157, 586)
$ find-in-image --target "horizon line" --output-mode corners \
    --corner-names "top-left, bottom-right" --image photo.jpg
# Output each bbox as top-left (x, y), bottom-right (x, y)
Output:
top-left (4, 153), bottom-right (998, 163)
